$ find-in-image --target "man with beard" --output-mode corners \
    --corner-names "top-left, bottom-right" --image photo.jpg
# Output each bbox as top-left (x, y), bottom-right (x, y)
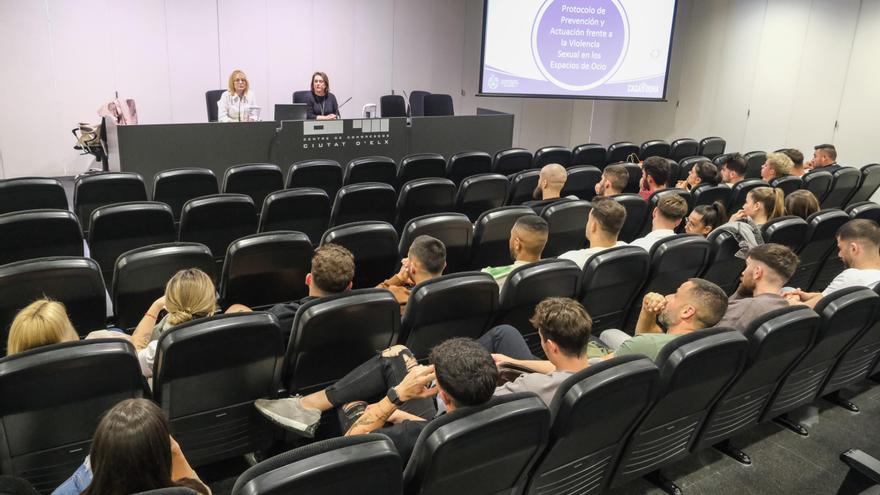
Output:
top-left (594, 163), bottom-right (629, 197)
top-left (597, 278), bottom-right (729, 361)
top-left (523, 163), bottom-right (577, 214)
top-left (482, 215), bottom-right (549, 290)
top-left (638, 156), bottom-right (670, 200)
top-left (716, 244), bottom-right (799, 332)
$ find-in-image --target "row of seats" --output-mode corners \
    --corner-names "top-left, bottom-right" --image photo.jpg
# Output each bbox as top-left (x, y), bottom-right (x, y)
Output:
top-left (5, 282), bottom-right (879, 493)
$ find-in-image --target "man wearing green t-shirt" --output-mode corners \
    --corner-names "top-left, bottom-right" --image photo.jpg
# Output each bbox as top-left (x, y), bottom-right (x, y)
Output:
top-left (599, 278), bottom-right (729, 361)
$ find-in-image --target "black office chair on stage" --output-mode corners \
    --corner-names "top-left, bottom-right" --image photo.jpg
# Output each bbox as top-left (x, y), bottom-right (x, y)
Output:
top-left (293, 90), bottom-right (311, 104)
top-left (423, 94), bottom-right (454, 116)
top-left (205, 89), bottom-right (225, 122)
top-left (409, 90), bottom-right (430, 117)
top-left (380, 94), bottom-right (407, 117)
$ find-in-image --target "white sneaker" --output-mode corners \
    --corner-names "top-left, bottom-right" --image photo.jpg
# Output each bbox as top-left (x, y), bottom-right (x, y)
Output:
top-left (254, 396), bottom-right (321, 438)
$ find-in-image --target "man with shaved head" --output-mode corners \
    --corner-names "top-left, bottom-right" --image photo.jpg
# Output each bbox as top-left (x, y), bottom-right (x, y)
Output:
top-left (523, 163), bottom-right (576, 214)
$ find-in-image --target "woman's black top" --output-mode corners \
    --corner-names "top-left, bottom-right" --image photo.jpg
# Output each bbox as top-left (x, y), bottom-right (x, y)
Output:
top-left (304, 92), bottom-right (340, 120)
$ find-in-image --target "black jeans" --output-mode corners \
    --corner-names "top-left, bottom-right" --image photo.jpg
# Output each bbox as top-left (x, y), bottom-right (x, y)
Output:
top-left (477, 325), bottom-right (537, 360)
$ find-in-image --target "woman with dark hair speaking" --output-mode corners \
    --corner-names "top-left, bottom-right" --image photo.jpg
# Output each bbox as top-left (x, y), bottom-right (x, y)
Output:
top-left (305, 71), bottom-right (340, 120)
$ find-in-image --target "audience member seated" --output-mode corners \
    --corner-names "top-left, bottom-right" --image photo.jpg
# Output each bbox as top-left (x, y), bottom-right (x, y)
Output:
top-left (685, 201), bottom-right (728, 237)
top-left (523, 164), bottom-right (577, 213)
top-left (677, 161), bottom-right (721, 191)
top-left (598, 278), bottom-right (728, 361)
top-left (630, 194), bottom-right (688, 252)
top-left (782, 148), bottom-right (806, 177)
top-left (785, 189), bottom-right (821, 220)
top-left (760, 152), bottom-right (794, 182)
top-left (558, 196), bottom-right (628, 268)
top-left (482, 215), bottom-right (549, 289)
top-left (716, 244), bottom-right (799, 332)
top-left (806, 143), bottom-right (842, 174)
top-left (376, 235), bottom-right (446, 314)
top-left (53, 399), bottom-right (209, 495)
top-left (785, 219), bottom-right (880, 307)
top-left (593, 163), bottom-right (629, 197)
top-left (639, 156), bottom-right (670, 200)
top-left (719, 152), bottom-right (747, 186)
top-left (730, 186), bottom-right (785, 229)
top-left (6, 299), bottom-right (78, 355)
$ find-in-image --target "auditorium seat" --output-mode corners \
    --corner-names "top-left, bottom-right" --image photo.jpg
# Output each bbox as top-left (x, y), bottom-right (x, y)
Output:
top-left (422, 93), bottom-right (454, 116)
top-left (762, 287), bottom-right (879, 435)
top-left (728, 178), bottom-right (768, 212)
top-left (454, 173), bottom-right (509, 222)
top-left (524, 356), bottom-right (659, 495)
top-left (561, 165), bottom-right (601, 200)
top-left (258, 188), bottom-right (330, 244)
top-left (286, 159), bottom-right (343, 200)
top-left (622, 162), bottom-right (642, 193)
top-left (73, 172), bottom-right (147, 233)
top-left (692, 183), bottom-right (732, 207)
top-left (804, 169), bottom-right (834, 204)
top-left (403, 393), bottom-right (549, 495)
top-left (284, 289), bottom-right (399, 393)
top-left (494, 259), bottom-right (580, 355)
top-left (822, 167), bottom-right (862, 209)
top-left (712, 153), bottom-right (730, 167)
top-left (320, 221), bottom-right (399, 289)
top-left (397, 153), bottom-right (446, 186)
top-left (394, 178), bottom-right (456, 230)
top-left (540, 200), bottom-right (590, 257)
top-left (0, 340), bottom-right (147, 492)
top-left (610, 328), bottom-right (748, 492)
top-left (0, 210), bottom-right (83, 266)
top-left (670, 138), bottom-right (700, 161)
top-left (88, 201), bottom-right (176, 283)
top-left (694, 307), bottom-right (820, 463)
top-left (788, 209), bottom-right (850, 289)
top-left (398, 213), bottom-right (473, 274)
top-left (639, 139), bottom-right (671, 159)
top-left (701, 229), bottom-right (746, 295)
top-left (399, 272), bottom-right (497, 360)
top-left (380, 94), bottom-right (407, 118)
top-left (112, 243), bottom-right (215, 330)
top-left (231, 434), bottom-right (402, 495)
top-left (846, 163), bottom-right (880, 206)
top-left (761, 216), bottom-right (809, 252)
top-left (507, 169), bottom-right (540, 205)
top-left (178, 193), bottom-right (257, 264)
top-left (221, 163), bottom-right (284, 212)
top-left (329, 182), bottom-right (396, 227)
top-left (640, 188), bottom-right (692, 236)
top-left (578, 245), bottom-right (650, 332)
top-left (678, 156), bottom-right (709, 182)
top-left (606, 142), bottom-right (639, 163)
top-left (572, 143), bottom-right (607, 168)
top-left (770, 175), bottom-right (803, 197)
top-left (743, 151), bottom-right (766, 179)
top-left (611, 193), bottom-right (649, 243)
top-left (152, 168), bottom-right (219, 223)
top-left (220, 231), bottom-right (311, 308)
top-left (0, 257), bottom-right (106, 353)
top-left (134, 488), bottom-right (197, 495)
top-left (470, 206), bottom-right (534, 270)
top-left (533, 145), bottom-right (572, 168)
top-left (493, 148), bottom-right (533, 175)
top-left (152, 312), bottom-right (284, 467)
top-left (343, 156), bottom-right (397, 186)
top-left (446, 151), bottom-right (492, 185)
top-left (0, 177), bottom-right (68, 214)
top-left (665, 159), bottom-right (681, 188)
top-left (846, 201), bottom-right (880, 223)
top-left (699, 136), bottom-right (727, 158)
top-left (205, 89), bottom-right (224, 122)
top-left (408, 90), bottom-right (430, 117)
top-left (836, 449), bottom-right (880, 495)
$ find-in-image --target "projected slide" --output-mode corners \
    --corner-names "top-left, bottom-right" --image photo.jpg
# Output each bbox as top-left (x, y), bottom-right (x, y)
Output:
top-left (480, 0), bottom-right (677, 100)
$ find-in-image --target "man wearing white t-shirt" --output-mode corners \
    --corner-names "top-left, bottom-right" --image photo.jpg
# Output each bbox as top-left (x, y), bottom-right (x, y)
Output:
top-left (630, 194), bottom-right (688, 253)
top-left (786, 219), bottom-right (880, 308)
top-left (559, 196), bottom-right (628, 269)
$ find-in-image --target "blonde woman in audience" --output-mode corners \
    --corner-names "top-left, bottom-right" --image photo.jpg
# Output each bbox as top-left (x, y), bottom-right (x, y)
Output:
top-left (731, 187), bottom-right (785, 229)
top-left (760, 152), bottom-right (794, 182)
top-left (6, 299), bottom-right (79, 355)
top-left (784, 189), bottom-right (820, 220)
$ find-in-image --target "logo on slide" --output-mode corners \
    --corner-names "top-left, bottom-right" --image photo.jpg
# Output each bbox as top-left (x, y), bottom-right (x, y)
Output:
top-left (488, 74), bottom-right (500, 90)
top-left (531, 0), bottom-right (630, 91)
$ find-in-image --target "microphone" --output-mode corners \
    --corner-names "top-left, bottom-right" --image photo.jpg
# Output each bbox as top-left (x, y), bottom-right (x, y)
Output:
top-left (338, 96), bottom-right (353, 110)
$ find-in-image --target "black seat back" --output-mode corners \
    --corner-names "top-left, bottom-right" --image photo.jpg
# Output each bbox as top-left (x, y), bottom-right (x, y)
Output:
top-left (846, 201), bottom-right (880, 224)
top-left (640, 188), bottom-right (692, 236)
top-left (507, 170), bottom-right (540, 205)
top-left (678, 156), bottom-right (709, 182)
top-left (692, 184), bottom-right (732, 207)
top-left (622, 162), bottom-right (642, 193)
top-left (606, 142), bottom-right (639, 163)
top-left (153, 312), bottom-right (284, 466)
top-left (525, 356), bottom-right (659, 495)
top-left (701, 229), bottom-right (746, 295)
top-left (493, 148), bottom-right (533, 176)
top-left (540, 200), bottom-right (590, 257)
top-left (380, 94), bottom-right (407, 118)
top-left (699, 136), bottom-right (726, 158)
top-left (321, 221), bottom-right (399, 289)
top-left (761, 215), bottom-right (809, 252)
top-left (788, 209), bottom-right (850, 289)
top-left (804, 170), bottom-right (834, 203)
top-left (578, 246), bottom-right (650, 331)
top-left (771, 175), bottom-right (803, 196)
top-left (822, 167), bottom-right (861, 209)
top-left (455, 173), bottom-right (509, 222)
top-left (231, 434), bottom-right (402, 495)
top-left (0, 178), bottom-right (68, 214)
top-left (399, 213), bottom-right (473, 274)
top-left (847, 163), bottom-right (880, 205)
top-left (572, 143), bottom-right (607, 168)
top-left (670, 139), bottom-right (699, 161)
top-left (728, 178), bottom-right (769, 212)
top-left (612, 328), bottom-right (748, 486)
top-left (403, 393), bottom-right (549, 495)
top-left (329, 182), bottom-right (396, 227)
top-left (284, 289), bottom-right (399, 393)
top-left (220, 232), bottom-right (311, 308)
top-left (88, 202), bottom-right (176, 283)
top-left (73, 172), bottom-right (147, 232)
top-left (344, 156), bottom-right (397, 186)
top-left (397, 153), bottom-right (446, 186)
top-left (409, 90), bottom-right (430, 117)
top-left (152, 168), bottom-right (219, 222)
top-left (400, 272), bottom-right (498, 360)
top-left (0, 210), bottom-right (83, 266)
top-left (286, 159), bottom-right (343, 199)
top-left (112, 243), bottom-right (215, 330)
top-left (258, 188), bottom-right (330, 244)
top-left (611, 193), bottom-right (648, 243)
top-left (179, 194), bottom-right (257, 263)
top-left (639, 139), bottom-right (671, 159)
top-left (743, 151), bottom-right (766, 179)
top-left (447, 151), bottom-right (492, 185)
top-left (395, 178), bottom-right (456, 230)
top-left (222, 163), bottom-right (284, 211)
top-left (0, 340), bottom-right (146, 493)
top-left (423, 94), bottom-right (454, 116)
top-left (561, 165), bottom-right (601, 200)
top-left (470, 206), bottom-right (534, 269)
top-left (820, 289), bottom-right (880, 397)
top-left (533, 146), bottom-right (572, 168)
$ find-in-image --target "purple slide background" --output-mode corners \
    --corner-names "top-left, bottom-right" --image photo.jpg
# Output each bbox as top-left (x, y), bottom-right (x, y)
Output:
top-left (483, 67), bottom-right (665, 98)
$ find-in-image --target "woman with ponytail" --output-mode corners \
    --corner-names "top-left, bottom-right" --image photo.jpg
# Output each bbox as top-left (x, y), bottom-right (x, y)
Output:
top-left (731, 186), bottom-right (784, 228)
top-left (677, 161), bottom-right (722, 191)
top-left (685, 201), bottom-right (729, 236)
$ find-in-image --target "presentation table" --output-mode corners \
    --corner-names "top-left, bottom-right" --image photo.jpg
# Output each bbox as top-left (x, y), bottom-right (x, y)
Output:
top-left (106, 113), bottom-right (514, 188)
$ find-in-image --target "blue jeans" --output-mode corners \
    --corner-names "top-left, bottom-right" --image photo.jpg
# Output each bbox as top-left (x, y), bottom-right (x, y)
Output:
top-left (51, 458), bottom-right (91, 495)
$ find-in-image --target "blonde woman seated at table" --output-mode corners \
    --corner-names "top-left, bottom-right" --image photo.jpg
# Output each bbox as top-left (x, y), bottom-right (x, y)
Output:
top-left (218, 69), bottom-right (257, 122)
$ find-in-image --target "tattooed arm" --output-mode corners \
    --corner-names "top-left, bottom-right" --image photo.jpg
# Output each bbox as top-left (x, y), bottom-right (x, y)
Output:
top-left (345, 365), bottom-right (437, 436)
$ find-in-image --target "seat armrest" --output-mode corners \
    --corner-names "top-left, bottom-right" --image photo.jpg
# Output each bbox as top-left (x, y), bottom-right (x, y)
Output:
top-left (841, 449), bottom-right (880, 485)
